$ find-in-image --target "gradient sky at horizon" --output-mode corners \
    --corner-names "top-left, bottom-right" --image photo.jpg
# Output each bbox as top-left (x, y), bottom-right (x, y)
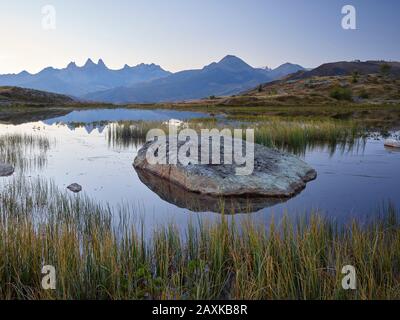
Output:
top-left (0, 0), bottom-right (399, 74)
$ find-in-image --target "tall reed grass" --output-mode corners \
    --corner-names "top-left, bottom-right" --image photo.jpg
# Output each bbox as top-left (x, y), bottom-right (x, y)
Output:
top-left (252, 119), bottom-right (363, 155)
top-left (107, 121), bottom-right (169, 148)
top-left (0, 177), bottom-right (399, 300)
top-left (0, 133), bottom-right (51, 171)
top-left (107, 119), bottom-right (363, 156)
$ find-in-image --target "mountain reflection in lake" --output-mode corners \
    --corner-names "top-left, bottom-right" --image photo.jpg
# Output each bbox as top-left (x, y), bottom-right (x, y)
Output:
top-left (43, 108), bottom-right (208, 125)
top-left (0, 108), bottom-right (399, 231)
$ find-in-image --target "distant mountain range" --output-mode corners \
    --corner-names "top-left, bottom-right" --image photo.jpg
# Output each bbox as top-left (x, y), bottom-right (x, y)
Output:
top-left (0, 56), bottom-right (306, 103)
top-left (0, 59), bottom-right (171, 97)
top-left (85, 56), bottom-right (306, 103)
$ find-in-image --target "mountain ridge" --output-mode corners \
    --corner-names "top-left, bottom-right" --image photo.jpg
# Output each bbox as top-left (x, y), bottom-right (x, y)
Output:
top-left (83, 56), bottom-right (308, 103)
top-left (287, 60), bottom-right (400, 80)
top-left (0, 56), bottom-right (308, 103)
top-left (0, 59), bottom-right (172, 97)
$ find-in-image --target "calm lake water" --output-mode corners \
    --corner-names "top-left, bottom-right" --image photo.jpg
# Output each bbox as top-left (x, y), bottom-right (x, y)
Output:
top-left (1, 108), bottom-right (399, 230)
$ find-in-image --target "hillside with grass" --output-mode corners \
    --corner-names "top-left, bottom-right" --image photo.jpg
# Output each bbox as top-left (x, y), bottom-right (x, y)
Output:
top-left (215, 73), bottom-right (400, 106)
top-left (0, 86), bottom-right (74, 106)
top-left (287, 61), bottom-right (400, 80)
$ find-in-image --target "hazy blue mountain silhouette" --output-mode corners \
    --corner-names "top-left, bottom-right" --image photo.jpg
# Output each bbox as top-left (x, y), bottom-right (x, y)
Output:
top-left (0, 56), bottom-right (306, 103)
top-left (266, 63), bottom-right (306, 80)
top-left (85, 55), bottom-right (281, 103)
top-left (0, 59), bottom-right (171, 96)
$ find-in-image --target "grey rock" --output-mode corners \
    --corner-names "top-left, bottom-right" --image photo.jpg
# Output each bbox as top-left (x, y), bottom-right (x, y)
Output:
top-left (134, 137), bottom-right (317, 198)
top-left (67, 183), bottom-right (82, 193)
top-left (0, 163), bottom-right (14, 177)
top-left (384, 139), bottom-right (400, 148)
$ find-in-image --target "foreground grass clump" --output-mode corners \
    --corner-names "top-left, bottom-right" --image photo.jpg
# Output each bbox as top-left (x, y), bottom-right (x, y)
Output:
top-left (0, 177), bottom-right (400, 300)
top-left (0, 133), bottom-right (51, 170)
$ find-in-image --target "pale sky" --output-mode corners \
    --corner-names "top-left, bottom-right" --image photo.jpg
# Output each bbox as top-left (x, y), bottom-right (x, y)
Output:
top-left (0, 0), bottom-right (399, 74)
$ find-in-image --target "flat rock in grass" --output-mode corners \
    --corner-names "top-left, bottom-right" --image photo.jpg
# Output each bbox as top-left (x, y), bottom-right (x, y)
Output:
top-left (134, 138), bottom-right (317, 198)
top-left (67, 183), bottom-right (82, 193)
top-left (0, 163), bottom-right (14, 177)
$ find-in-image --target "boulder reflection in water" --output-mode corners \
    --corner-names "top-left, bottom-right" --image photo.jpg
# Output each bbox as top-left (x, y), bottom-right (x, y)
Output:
top-left (135, 168), bottom-right (287, 214)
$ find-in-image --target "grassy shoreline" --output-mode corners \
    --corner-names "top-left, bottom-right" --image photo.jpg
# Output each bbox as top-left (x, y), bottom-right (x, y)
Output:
top-left (1, 101), bottom-right (400, 130)
top-left (0, 177), bottom-right (399, 300)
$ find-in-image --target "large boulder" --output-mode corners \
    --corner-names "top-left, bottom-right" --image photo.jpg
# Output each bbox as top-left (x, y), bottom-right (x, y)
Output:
top-left (0, 163), bottom-right (14, 177)
top-left (134, 137), bottom-right (317, 198)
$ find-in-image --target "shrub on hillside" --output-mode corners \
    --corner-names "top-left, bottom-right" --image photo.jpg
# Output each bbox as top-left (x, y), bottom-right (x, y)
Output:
top-left (330, 86), bottom-right (353, 101)
top-left (359, 89), bottom-right (369, 99)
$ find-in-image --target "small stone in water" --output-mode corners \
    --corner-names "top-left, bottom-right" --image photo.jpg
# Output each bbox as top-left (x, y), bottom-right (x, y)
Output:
top-left (0, 163), bottom-right (14, 177)
top-left (384, 139), bottom-right (400, 148)
top-left (67, 183), bottom-right (82, 193)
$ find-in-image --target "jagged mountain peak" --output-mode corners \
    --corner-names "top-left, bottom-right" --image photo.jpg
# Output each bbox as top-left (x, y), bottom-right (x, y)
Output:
top-left (97, 59), bottom-right (106, 68)
top-left (66, 62), bottom-right (77, 69)
top-left (83, 58), bottom-right (96, 68)
top-left (0, 58), bottom-right (172, 97)
top-left (0, 55), bottom-right (308, 103)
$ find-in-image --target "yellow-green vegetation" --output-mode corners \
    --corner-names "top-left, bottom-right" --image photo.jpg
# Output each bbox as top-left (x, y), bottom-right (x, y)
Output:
top-left (252, 119), bottom-right (361, 155)
top-left (119, 74), bottom-right (400, 130)
top-left (245, 74), bottom-right (400, 104)
top-left (330, 86), bottom-right (353, 101)
top-left (107, 121), bottom-right (170, 148)
top-left (107, 118), bottom-right (362, 155)
top-left (0, 133), bottom-right (51, 170)
top-left (0, 177), bottom-right (399, 300)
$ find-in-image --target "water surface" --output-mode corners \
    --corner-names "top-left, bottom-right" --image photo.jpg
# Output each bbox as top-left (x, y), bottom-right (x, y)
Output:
top-left (1, 108), bottom-right (399, 231)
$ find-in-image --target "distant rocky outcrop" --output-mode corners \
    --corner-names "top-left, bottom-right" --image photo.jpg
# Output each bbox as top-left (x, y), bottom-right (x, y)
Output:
top-left (134, 138), bottom-right (317, 198)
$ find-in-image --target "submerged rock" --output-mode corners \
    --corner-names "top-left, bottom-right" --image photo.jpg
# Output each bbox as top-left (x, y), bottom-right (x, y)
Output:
top-left (67, 183), bottom-right (82, 193)
top-left (384, 139), bottom-right (400, 148)
top-left (0, 163), bottom-right (14, 177)
top-left (134, 138), bottom-right (317, 198)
